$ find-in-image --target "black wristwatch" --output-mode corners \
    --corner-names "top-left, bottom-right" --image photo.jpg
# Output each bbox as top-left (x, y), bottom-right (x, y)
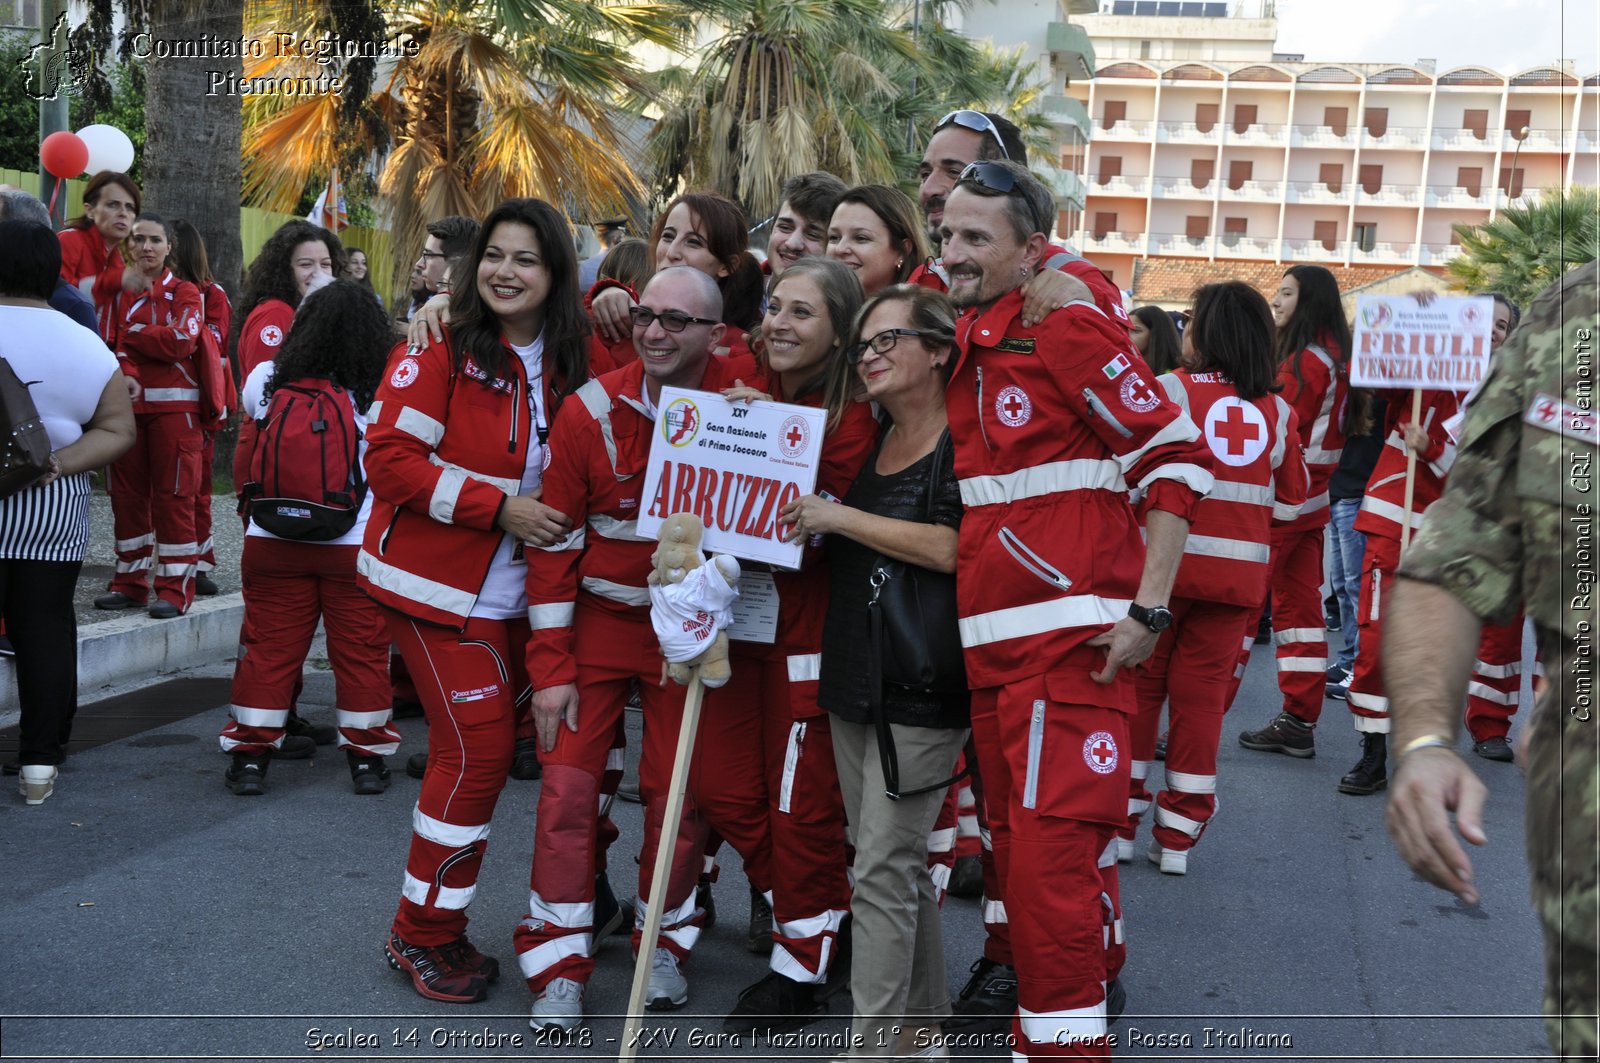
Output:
top-left (1129, 602), bottom-right (1173, 633)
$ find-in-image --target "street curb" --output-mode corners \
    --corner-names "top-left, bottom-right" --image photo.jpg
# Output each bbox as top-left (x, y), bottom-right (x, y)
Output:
top-left (0, 593), bottom-right (243, 725)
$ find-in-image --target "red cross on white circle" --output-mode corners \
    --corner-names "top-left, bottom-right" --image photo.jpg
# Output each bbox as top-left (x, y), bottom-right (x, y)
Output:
top-left (1215, 403), bottom-right (1262, 456)
top-left (786, 424), bottom-right (805, 448)
top-left (1082, 730), bottom-right (1118, 774)
top-left (1204, 397), bottom-right (1270, 468)
top-left (1090, 740), bottom-right (1115, 765)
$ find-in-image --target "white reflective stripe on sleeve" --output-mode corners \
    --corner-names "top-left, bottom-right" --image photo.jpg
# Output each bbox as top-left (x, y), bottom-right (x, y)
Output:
top-left (434, 884), bottom-right (477, 910)
top-left (413, 807), bottom-right (491, 847)
top-left (1207, 480), bottom-right (1274, 507)
top-left (1136, 461), bottom-right (1215, 496)
top-left (787, 653), bottom-right (821, 683)
top-left (1156, 372), bottom-right (1189, 413)
top-left (982, 898), bottom-right (1008, 924)
top-left (778, 722), bottom-right (805, 813)
top-left (958, 595), bottom-right (1133, 649)
top-left (958, 459), bottom-right (1123, 507)
top-left (1352, 714), bottom-right (1392, 733)
top-left (1299, 490), bottom-right (1330, 515)
top-left (231, 705), bottom-right (288, 728)
top-left (428, 453), bottom-right (521, 495)
top-left (428, 465), bottom-right (468, 523)
top-left (528, 602), bottom-right (576, 630)
top-left (1304, 446), bottom-right (1343, 466)
top-left (1018, 1002), bottom-right (1107, 1044)
top-left (576, 378), bottom-right (621, 474)
top-left (927, 827), bottom-right (957, 853)
top-left (336, 708), bottom-right (395, 729)
top-left (1114, 413), bottom-right (1201, 475)
top-left (1345, 690), bottom-right (1392, 713)
top-left (157, 541), bottom-right (200, 555)
top-left (143, 387), bottom-right (201, 402)
top-left (1277, 656), bottom-right (1328, 671)
top-left (1153, 804), bottom-right (1206, 838)
top-left (1472, 660), bottom-right (1522, 679)
top-left (1166, 769), bottom-right (1217, 794)
top-left (394, 405), bottom-right (446, 447)
top-left (115, 533), bottom-right (156, 551)
top-left (527, 891), bottom-right (594, 928)
top-left (515, 934), bottom-right (590, 982)
top-left (401, 871), bottom-right (431, 906)
top-left (1468, 681), bottom-right (1518, 705)
top-left (1130, 758), bottom-right (1151, 781)
top-left (358, 552), bottom-right (478, 617)
top-left (1360, 494), bottom-right (1427, 530)
top-left (540, 527), bottom-right (586, 553)
top-left (1273, 627), bottom-right (1327, 645)
top-left (588, 513), bottom-right (643, 540)
top-left (1182, 534), bottom-right (1269, 564)
top-left (367, 400), bottom-right (383, 422)
top-left (580, 576), bottom-right (650, 606)
top-left (1271, 396), bottom-right (1292, 467)
top-left (1272, 500), bottom-right (1303, 521)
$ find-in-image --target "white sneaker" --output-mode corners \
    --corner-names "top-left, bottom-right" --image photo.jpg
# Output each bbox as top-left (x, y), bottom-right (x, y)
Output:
top-left (1115, 837), bottom-right (1134, 863)
top-left (645, 947), bottom-right (688, 1010)
top-left (19, 765), bottom-right (57, 806)
top-left (1147, 840), bottom-right (1188, 876)
top-left (529, 977), bottom-right (585, 1032)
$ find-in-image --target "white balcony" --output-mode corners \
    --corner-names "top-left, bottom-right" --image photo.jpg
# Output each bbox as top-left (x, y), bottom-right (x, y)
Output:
top-left (1285, 180), bottom-right (1349, 205)
top-left (1349, 241), bottom-right (1410, 263)
top-left (1151, 176), bottom-right (1215, 198)
top-left (1042, 95), bottom-right (1091, 141)
top-left (1418, 243), bottom-right (1466, 266)
top-left (1089, 174), bottom-right (1150, 196)
top-left (1157, 121), bottom-right (1219, 144)
top-left (1425, 185), bottom-right (1494, 208)
top-left (1148, 234), bottom-right (1212, 257)
top-left (1081, 230), bottom-right (1149, 255)
top-left (1355, 184), bottom-right (1422, 205)
top-left (1290, 124), bottom-right (1355, 148)
top-left (1502, 128), bottom-right (1567, 152)
top-left (1220, 179), bottom-right (1282, 200)
top-left (1227, 123), bottom-right (1287, 146)
top-left (1360, 126), bottom-right (1429, 149)
top-left (1432, 129), bottom-right (1495, 150)
top-left (1579, 130), bottom-right (1596, 154)
top-left (1097, 119), bottom-right (1154, 140)
top-left (1214, 234), bottom-right (1278, 258)
top-left (1282, 238), bottom-right (1346, 263)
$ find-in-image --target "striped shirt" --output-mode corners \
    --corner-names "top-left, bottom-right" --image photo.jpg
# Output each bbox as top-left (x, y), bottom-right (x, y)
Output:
top-left (0, 472), bottom-right (94, 560)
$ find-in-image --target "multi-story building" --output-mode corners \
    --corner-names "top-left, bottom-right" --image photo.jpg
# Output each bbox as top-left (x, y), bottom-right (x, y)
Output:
top-left (1055, 0), bottom-right (1598, 291)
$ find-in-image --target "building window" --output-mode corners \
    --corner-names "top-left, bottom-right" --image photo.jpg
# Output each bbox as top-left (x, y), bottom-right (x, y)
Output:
top-left (1359, 164), bottom-right (1383, 195)
top-left (1505, 109), bottom-right (1532, 137)
top-left (1457, 167), bottom-right (1483, 197)
top-left (1319, 163), bottom-right (1343, 193)
top-left (1353, 222), bottom-right (1377, 252)
top-left (1232, 104), bottom-right (1257, 135)
top-left (1102, 100), bottom-right (1127, 130)
top-left (1323, 107), bottom-right (1348, 136)
top-left (1463, 109), bottom-right (1489, 140)
top-left (1140, 40), bottom-right (1151, 59)
top-left (1364, 107), bottom-right (1388, 137)
top-left (1314, 220), bottom-right (1339, 251)
top-left (1185, 215), bottom-right (1209, 244)
top-left (1195, 103), bottom-right (1218, 133)
top-left (1191, 158), bottom-right (1214, 189)
top-left (1093, 212), bottom-right (1118, 239)
top-left (1227, 159), bottom-right (1252, 191)
top-left (1221, 217), bottom-right (1247, 247)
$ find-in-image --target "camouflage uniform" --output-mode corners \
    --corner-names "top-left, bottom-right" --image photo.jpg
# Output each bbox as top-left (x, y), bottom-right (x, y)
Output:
top-left (1399, 260), bottom-right (1598, 1059)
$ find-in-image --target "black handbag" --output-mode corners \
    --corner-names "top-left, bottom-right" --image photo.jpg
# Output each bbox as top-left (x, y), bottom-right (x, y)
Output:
top-left (866, 428), bottom-right (971, 799)
top-left (0, 355), bottom-right (53, 500)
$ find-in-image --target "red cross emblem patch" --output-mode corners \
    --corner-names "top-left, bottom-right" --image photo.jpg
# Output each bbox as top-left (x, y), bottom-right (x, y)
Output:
top-left (260, 324), bottom-right (283, 348)
top-left (995, 385), bottom-right (1032, 427)
top-left (1083, 730), bottom-right (1119, 775)
top-left (779, 414), bottom-right (810, 457)
top-left (389, 357), bottom-right (421, 389)
top-left (1204, 396), bottom-right (1269, 467)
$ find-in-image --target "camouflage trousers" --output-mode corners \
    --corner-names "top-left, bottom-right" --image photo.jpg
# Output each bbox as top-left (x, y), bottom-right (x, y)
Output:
top-left (1525, 630), bottom-right (1599, 1060)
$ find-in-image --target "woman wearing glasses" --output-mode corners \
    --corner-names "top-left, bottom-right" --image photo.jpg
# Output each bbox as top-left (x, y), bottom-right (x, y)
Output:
top-left (782, 284), bottom-right (968, 1057)
top-left (358, 198), bottom-right (585, 1005)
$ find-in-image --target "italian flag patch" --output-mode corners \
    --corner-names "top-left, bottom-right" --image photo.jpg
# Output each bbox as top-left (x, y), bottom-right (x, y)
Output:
top-left (1102, 353), bottom-right (1132, 379)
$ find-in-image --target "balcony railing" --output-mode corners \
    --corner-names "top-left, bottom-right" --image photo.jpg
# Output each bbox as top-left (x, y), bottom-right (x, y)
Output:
top-left (1359, 125), bottom-right (1430, 149)
top-left (1354, 183), bottom-right (1421, 205)
top-left (1285, 180), bottom-right (1349, 204)
top-left (1042, 95), bottom-right (1091, 140)
top-left (1502, 128), bottom-right (1566, 151)
top-left (1080, 230), bottom-right (1149, 255)
top-left (1290, 124), bottom-right (1355, 148)
top-left (1151, 176), bottom-right (1214, 198)
top-left (1220, 179), bottom-right (1282, 199)
top-left (1431, 129), bottom-right (1495, 150)
top-left (1156, 121), bottom-right (1218, 143)
top-left (1349, 241), bottom-right (1410, 262)
top-left (1047, 21), bottom-right (1095, 82)
top-left (1214, 235), bottom-right (1278, 257)
top-left (1425, 184), bottom-right (1494, 208)
top-left (1282, 238), bottom-right (1346, 263)
top-left (1418, 243), bottom-right (1465, 266)
top-left (1096, 119), bottom-right (1154, 139)
top-left (1089, 174), bottom-right (1150, 196)
top-left (1227, 122), bottom-right (1287, 146)
top-left (1147, 233), bottom-right (1214, 257)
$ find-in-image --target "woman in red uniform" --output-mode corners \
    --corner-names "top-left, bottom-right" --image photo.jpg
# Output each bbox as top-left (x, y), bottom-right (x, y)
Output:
top-left (359, 198), bottom-right (586, 1005)
top-left (1237, 264), bottom-right (1366, 758)
top-left (1122, 281), bottom-right (1307, 873)
top-left (56, 170), bottom-right (140, 338)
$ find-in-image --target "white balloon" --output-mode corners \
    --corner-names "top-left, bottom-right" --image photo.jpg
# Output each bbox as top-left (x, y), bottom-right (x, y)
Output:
top-left (75, 124), bottom-right (135, 175)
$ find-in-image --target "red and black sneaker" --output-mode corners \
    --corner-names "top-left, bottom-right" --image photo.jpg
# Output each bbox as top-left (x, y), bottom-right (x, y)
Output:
top-left (442, 934), bottom-right (500, 983)
top-left (385, 933), bottom-right (489, 1003)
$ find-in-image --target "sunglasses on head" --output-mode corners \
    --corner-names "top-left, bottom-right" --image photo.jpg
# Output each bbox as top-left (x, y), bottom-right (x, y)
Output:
top-left (955, 161), bottom-right (1018, 195)
top-left (935, 110), bottom-right (1011, 160)
top-left (628, 306), bottom-right (719, 333)
top-left (846, 328), bottom-right (929, 365)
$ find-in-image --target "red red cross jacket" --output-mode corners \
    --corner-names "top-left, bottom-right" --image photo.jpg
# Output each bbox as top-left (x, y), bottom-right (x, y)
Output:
top-left (358, 331), bottom-right (575, 630)
top-left (199, 281), bottom-right (233, 354)
top-left (525, 356), bottom-right (747, 690)
top-left (108, 270), bottom-right (203, 415)
top-left (910, 244), bottom-right (1130, 331)
top-left (1353, 388), bottom-right (1461, 543)
top-left (948, 289), bottom-right (1214, 700)
top-left (1152, 370), bottom-right (1308, 607)
top-left (238, 298), bottom-right (295, 378)
top-left (57, 226), bottom-right (126, 341)
top-left (1275, 341), bottom-right (1349, 532)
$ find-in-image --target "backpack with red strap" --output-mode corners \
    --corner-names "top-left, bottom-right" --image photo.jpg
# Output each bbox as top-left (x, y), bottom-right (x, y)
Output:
top-left (243, 376), bottom-right (365, 541)
top-left (194, 290), bottom-right (236, 428)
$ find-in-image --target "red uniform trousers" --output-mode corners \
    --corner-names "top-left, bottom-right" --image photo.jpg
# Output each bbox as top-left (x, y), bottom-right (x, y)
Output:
top-left (1346, 535), bottom-right (1401, 730)
top-left (693, 644), bottom-right (851, 985)
top-left (514, 604), bottom-right (702, 992)
top-left (1130, 600), bottom-right (1255, 853)
top-left (970, 675), bottom-right (1128, 1061)
top-left (955, 759), bottom-right (981, 859)
top-left (218, 538), bottom-right (399, 757)
top-left (195, 431), bottom-right (216, 575)
top-left (387, 612), bottom-right (531, 946)
top-left (966, 758), bottom-right (1012, 966)
top-left (927, 782), bottom-right (959, 901)
top-left (1466, 610), bottom-right (1527, 741)
top-left (1234, 525), bottom-right (1328, 722)
top-left (109, 411), bottom-right (204, 610)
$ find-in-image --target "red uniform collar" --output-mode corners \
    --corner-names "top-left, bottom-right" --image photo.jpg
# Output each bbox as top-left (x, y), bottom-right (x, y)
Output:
top-left (958, 287), bottom-right (1027, 349)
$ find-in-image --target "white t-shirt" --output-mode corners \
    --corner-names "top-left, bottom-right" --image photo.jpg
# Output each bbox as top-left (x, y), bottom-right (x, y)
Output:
top-left (471, 336), bottom-right (550, 619)
top-left (0, 305), bottom-right (119, 449)
top-left (241, 359), bottom-right (373, 546)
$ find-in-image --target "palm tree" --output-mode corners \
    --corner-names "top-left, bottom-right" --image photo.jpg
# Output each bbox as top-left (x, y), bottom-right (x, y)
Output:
top-left (1448, 186), bottom-right (1599, 307)
top-left (241, 0), bottom-right (695, 293)
top-left (646, 0), bottom-right (1025, 218)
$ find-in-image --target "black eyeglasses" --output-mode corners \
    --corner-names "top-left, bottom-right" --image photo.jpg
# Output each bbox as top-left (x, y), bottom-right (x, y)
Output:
top-left (956, 161), bottom-right (1018, 194)
top-left (628, 306), bottom-right (719, 333)
top-left (935, 110), bottom-right (1010, 160)
top-left (418, 250), bottom-right (447, 260)
top-left (846, 328), bottom-right (927, 365)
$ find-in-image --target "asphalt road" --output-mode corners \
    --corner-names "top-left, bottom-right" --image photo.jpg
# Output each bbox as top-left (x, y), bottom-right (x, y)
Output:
top-left (0, 640), bottom-right (1550, 1062)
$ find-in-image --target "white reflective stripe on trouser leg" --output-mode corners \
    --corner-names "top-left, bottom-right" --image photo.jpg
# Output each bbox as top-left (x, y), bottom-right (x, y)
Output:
top-left (413, 807), bottom-right (491, 847)
top-left (1345, 690), bottom-right (1391, 715)
top-left (527, 890), bottom-right (594, 929)
top-left (632, 888), bottom-right (702, 954)
top-left (1018, 1002), bottom-right (1107, 1047)
top-left (337, 708), bottom-right (394, 729)
top-left (156, 541), bottom-right (200, 556)
top-left (786, 653), bottom-right (821, 683)
top-left (1153, 804), bottom-right (1206, 839)
top-left (983, 898), bottom-right (1008, 924)
top-left (1351, 714), bottom-right (1392, 734)
top-left (1165, 769), bottom-right (1216, 794)
top-left (402, 870), bottom-right (476, 910)
top-left (516, 933), bottom-right (591, 982)
top-left (927, 827), bottom-right (957, 854)
top-left (770, 908), bottom-right (847, 985)
top-left (115, 533), bottom-right (156, 551)
top-left (1273, 627), bottom-right (1327, 645)
top-left (1277, 656), bottom-right (1328, 672)
top-left (1130, 758), bottom-right (1151, 781)
top-left (1471, 660), bottom-right (1521, 679)
top-left (778, 721), bottom-right (805, 814)
top-left (1098, 837), bottom-right (1119, 868)
top-left (1468, 681), bottom-right (1518, 705)
top-left (231, 705), bottom-right (288, 728)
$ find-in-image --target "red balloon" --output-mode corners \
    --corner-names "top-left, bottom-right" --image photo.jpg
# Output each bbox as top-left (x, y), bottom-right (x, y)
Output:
top-left (40, 131), bottom-right (88, 179)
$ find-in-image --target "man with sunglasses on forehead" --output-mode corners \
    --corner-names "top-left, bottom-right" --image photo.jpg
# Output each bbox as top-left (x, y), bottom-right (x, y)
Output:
top-left (520, 266), bottom-right (754, 1030)
top-left (939, 159), bottom-right (1213, 1061)
top-left (912, 109), bottom-right (1129, 333)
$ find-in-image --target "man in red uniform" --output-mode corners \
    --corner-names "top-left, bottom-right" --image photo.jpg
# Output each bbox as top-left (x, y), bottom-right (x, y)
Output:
top-left (518, 266), bottom-right (747, 1032)
top-left (940, 160), bottom-right (1212, 1059)
top-left (92, 214), bottom-right (204, 618)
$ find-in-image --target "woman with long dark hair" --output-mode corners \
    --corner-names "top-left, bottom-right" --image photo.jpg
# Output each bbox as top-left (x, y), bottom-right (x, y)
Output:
top-left (1123, 281), bottom-right (1307, 874)
top-left (235, 219), bottom-right (345, 377)
top-left (56, 170), bottom-right (142, 339)
top-left (1129, 304), bottom-right (1183, 374)
top-left (1238, 265), bottom-right (1366, 760)
top-left (217, 280), bottom-right (401, 796)
top-left (358, 198), bottom-right (584, 1006)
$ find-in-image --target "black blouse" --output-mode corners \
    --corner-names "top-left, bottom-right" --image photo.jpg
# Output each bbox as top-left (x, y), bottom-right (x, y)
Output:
top-left (818, 434), bottom-right (969, 729)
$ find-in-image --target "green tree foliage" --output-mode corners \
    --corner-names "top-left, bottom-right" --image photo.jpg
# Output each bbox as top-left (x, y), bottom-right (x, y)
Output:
top-left (1448, 186), bottom-right (1599, 307)
top-left (0, 36), bottom-right (144, 181)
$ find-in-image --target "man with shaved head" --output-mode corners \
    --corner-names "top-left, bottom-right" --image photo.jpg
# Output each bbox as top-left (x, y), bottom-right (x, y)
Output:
top-left (518, 265), bottom-right (749, 1032)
